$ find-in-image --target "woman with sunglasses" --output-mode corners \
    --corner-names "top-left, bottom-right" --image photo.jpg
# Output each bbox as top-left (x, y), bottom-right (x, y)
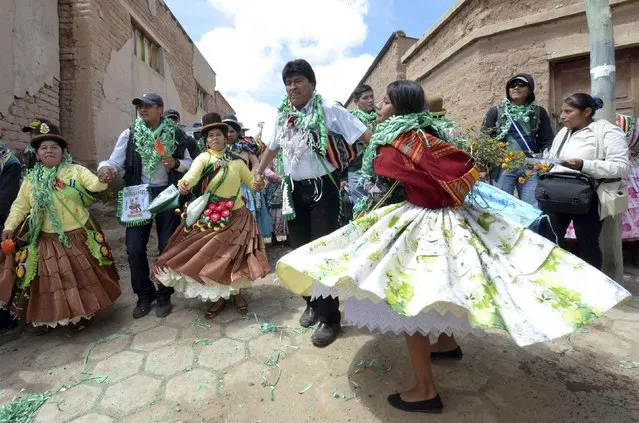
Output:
top-left (482, 74), bottom-right (555, 208)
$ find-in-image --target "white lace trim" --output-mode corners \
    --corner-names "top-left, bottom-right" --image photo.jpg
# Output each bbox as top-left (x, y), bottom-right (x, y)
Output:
top-left (343, 297), bottom-right (476, 342)
top-left (311, 283), bottom-right (471, 319)
top-left (32, 314), bottom-right (94, 328)
top-left (1, 301), bottom-right (94, 328)
top-left (155, 267), bottom-right (252, 302)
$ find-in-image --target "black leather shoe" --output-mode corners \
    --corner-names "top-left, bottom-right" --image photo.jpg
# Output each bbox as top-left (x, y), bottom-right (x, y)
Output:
top-left (132, 298), bottom-right (154, 319)
top-left (155, 299), bottom-right (172, 317)
top-left (299, 305), bottom-right (318, 328)
top-left (430, 346), bottom-right (463, 361)
top-left (387, 393), bottom-right (443, 414)
top-left (311, 322), bottom-right (340, 347)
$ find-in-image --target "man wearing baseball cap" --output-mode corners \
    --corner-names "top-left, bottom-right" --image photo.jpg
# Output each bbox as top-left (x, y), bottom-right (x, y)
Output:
top-left (163, 109), bottom-right (181, 125)
top-left (98, 92), bottom-right (199, 319)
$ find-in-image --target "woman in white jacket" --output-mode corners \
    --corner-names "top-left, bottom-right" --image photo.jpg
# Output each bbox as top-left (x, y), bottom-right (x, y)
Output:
top-left (541, 93), bottom-right (629, 269)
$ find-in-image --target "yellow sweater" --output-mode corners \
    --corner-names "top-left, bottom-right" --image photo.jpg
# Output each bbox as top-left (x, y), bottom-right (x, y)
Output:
top-left (4, 164), bottom-right (108, 233)
top-left (180, 150), bottom-right (255, 211)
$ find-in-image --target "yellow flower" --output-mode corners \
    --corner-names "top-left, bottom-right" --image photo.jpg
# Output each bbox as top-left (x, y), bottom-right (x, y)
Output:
top-left (525, 170), bottom-right (533, 177)
top-left (518, 177), bottom-right (526, 184)
top-left (501, 163), bottom-right (508, 169)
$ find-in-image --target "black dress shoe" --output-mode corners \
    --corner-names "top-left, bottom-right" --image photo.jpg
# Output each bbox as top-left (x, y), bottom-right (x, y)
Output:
top-left (430, 346), bottom-right (463, 361)
top-left (311, 322), bottom-right (340, 347)
top-left (155, 299), bottom-right (172, 317)
top-left (132, 298), bottom-right (154, 319)
top-left (387, 393), bottom-right (443, 414)
top-left (299, 305), bottom-right (318, 328)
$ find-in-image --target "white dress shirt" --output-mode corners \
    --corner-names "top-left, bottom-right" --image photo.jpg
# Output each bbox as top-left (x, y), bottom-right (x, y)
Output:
top-left (268, 98), bottom-right (367, 181)
top-left (98, 128), bottom-right (193, 187)
top-left (549, 120), bottom-right (629, 179)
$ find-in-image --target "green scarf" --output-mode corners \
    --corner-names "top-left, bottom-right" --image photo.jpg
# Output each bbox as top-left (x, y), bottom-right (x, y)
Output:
top-left (276, 93), bottom-right (328, 156)
top-left (132, 117), bottom-right (177, 174)
top-left (26, 162), bottom-right (70, 247)
top-left (0, 142), bottom-right (12, 172)
top-left (495, 99), bottom-right (537, 141)
top-left (351, 108), bottom-right (377, 131)
top-left (360, 111), bottom-right (436, 181)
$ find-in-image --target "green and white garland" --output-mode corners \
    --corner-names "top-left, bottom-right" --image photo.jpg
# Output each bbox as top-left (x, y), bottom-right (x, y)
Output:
top-left (495, 99), bottom-right (537, 141)
top-left (132, 117), bottom-right (177, 174)
top-left (275, 94), bottom-right (328, 169)
top-left (351, 108), bottom-right (377, 131)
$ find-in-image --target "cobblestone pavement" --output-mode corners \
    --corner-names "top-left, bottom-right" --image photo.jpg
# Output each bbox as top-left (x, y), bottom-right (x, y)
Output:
top-left (1, 208), bottom-right (639, 423)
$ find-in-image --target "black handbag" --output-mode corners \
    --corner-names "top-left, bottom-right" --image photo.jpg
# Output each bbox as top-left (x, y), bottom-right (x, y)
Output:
top-left (535, 130), bottom-right (596, 214)
top-left (535, 171), bottom-right (596, 214)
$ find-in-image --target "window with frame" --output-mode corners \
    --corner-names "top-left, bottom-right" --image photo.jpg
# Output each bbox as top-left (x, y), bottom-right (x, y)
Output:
top-left (133, 24), bottom-right (162, 74)
top-left (197, 85), bottom-right (208, 110)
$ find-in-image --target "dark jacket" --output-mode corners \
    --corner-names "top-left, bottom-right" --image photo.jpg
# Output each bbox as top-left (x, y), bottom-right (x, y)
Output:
top-left (482, 104), bottom-right (555, 154)
top-left (123, 126), bottom-right (199, 187)
top-left (0, 156), bottom-right (22, 231)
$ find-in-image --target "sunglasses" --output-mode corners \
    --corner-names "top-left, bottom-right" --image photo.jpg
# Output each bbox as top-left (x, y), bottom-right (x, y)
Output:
top-left (509, 81), bottom-right (529, 89)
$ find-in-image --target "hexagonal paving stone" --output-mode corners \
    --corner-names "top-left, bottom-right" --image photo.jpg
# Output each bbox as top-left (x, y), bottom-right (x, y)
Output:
top-left (70, 414), bottom-right (114, 423)
top-left (164, 368), bottom-right (218, 406)
top-left (145, 344), bottom-right (194, 377)
top-left (224, 318), bottom-right (264, 342)
top-left (93, 350), bottom-right (145, 382)
top-left (163, 308), bottom-right (203, 328)
top-left (126, 315), bottom-right (162, 334)
top-left (122, 403), bottom-right (178, 422)
top-left (34, 384), bottom-right (102, 422)
top-left (246, 298), bottom-right (282, 319)
top-left (84, 334), bottom-right (132, 362)
top-left (131, 326), bottom-right (178, 351)
top-left (100, 374), bottom-right (161, 415)
top-left (198, 338), bottom-right (247, 370)
top-left (247, 332), bottom-right (298, 365)
top-left (178, 317), bottom-right (224, 347)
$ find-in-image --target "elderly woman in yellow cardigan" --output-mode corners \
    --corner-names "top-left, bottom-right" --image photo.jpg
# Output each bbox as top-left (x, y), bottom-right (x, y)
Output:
top-left (0, 122), bottom-right (120, 332)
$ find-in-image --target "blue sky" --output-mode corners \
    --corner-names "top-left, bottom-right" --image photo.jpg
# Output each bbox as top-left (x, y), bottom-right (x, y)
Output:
top-left (164, 0), bottom-right (456, 136)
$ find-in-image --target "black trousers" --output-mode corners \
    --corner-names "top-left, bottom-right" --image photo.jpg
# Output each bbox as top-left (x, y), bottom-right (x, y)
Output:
top-left (541, 198), bottom-right (603, 270)
top-left (288, 174), bottom-right (341, 324)
top-left (125, 186), bottom-right (179, 302)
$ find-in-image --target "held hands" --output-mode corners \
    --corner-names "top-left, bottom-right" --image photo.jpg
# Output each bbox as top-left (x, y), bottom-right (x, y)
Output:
top-left (178, 180), bottom-right (190, 195)
top-left (1, 231), bottom-right (14, 242)
top-left (98, 167), bottom-right (117, 183)
top-left (561, 159), bottom-right (584, 171)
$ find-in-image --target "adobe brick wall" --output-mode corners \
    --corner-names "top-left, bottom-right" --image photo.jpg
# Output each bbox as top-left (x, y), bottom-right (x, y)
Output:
top-left (404, 0), bottom-right (639, 131)
top-left (57, 0), bottom-right (234, 166)
top-left (0, 81), bottom-right (60, 154)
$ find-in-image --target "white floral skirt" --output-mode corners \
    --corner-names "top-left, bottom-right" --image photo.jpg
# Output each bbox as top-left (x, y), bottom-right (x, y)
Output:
top-left (276, 201), bottom-right (631, 347)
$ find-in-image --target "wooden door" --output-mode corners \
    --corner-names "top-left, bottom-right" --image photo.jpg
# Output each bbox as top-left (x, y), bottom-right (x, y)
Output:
top-left (550, 47), bottom-right (638, 130)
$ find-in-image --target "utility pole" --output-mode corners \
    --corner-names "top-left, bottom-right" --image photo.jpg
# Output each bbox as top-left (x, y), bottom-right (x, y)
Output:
top-left (585, 0), bottom-right (622, 282)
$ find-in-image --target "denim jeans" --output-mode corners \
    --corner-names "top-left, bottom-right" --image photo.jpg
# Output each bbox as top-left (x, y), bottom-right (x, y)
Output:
top-left (495, 169), bottom-right (539, 207)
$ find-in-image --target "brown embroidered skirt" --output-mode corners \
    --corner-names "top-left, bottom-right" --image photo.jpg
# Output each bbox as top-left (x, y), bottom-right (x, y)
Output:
top-left (0, 226), bottom-right (121, 327)
top-left (153, 207), bottom-right (270, 301)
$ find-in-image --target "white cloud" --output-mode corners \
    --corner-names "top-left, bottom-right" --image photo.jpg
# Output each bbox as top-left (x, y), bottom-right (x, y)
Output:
top-left (195, 0), bottom-right (374, 140)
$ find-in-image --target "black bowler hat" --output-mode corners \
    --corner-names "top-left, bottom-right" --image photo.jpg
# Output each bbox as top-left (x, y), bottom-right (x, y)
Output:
top-left (29, 121), bottom-right (68, 150)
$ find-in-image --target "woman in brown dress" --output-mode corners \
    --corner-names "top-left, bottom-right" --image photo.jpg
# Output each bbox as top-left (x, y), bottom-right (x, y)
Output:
top-left (0, 122), bottom-right (120, 332)
top-left (153, 122), bottom-right (270, 319)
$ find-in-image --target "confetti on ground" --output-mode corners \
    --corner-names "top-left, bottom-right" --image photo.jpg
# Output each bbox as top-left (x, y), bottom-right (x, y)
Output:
top-left (189, 318), bottom-right (212, 329)
top-left (260, 369), bottom-right (283, 401)
top-left (619, 361), bottom-right (639, 369)
top-left (331, 389), bottom-right (355, 401)
top-left (260, 323), bottom-right (279, 334)
top-left (354, 358), bottom-right (391, 375)
top-left (191, 339), bottom-right (215, 347)
top-left (0, 388), bottom-right (56, 423)
top-left (264, 349), bottom-right (287, 367)
top-left (298, 383), bottom-right (313, 394)
top-left (575, 328), bottom-right (590, 333)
